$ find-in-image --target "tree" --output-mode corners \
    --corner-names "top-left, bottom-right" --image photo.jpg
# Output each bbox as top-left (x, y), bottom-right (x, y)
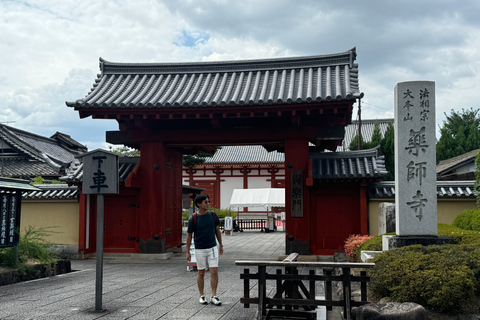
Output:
top-left (349, 121), bottom-right (382, 151)
top-left (108, 145), bottom-right (140, 157)
top-left (349, 133), bottom-right (367, 150)
top-left (366, 121), bottom-right (382, 149)
top-left (475, 150), bottom-right (480, 208)
top-left (380, 121), bottom-right (395, 181)
top-left (437, 108), bottom-right (480, 162)
top-left (108, 145), bottom-right (212, 167)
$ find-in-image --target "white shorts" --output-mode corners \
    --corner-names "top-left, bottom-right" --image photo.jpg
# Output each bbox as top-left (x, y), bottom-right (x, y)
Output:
top-left (195, 246), bottom-right (219, 270)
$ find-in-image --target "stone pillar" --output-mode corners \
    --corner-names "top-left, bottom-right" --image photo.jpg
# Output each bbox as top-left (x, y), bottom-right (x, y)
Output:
top-left (378, 202), bottom-right (395, 235)
top-left (392, 81), bottom-right (453, 248)
top-left (394, 81), bottom-right (437, 236)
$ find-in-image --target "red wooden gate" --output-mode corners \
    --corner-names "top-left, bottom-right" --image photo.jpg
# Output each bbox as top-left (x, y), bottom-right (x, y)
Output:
top-left (103, 196), bottom-right (137, 253)
top-left (311, 187), bottom-right (360, 255)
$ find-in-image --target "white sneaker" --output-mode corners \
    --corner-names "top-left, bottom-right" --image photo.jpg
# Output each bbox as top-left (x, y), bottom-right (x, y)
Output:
top-left (210, 296), bottom-right (222, 306)
top-left (199, 295), bottom-right (208, 305)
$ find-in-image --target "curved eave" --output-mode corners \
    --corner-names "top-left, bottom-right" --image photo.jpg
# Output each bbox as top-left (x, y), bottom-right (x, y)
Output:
top-left (66, 48), bottom-right (363, 115)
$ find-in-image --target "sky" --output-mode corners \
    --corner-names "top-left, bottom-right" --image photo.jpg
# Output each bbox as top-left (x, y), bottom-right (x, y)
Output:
top-left (1, 0), bottom-right (479, 150)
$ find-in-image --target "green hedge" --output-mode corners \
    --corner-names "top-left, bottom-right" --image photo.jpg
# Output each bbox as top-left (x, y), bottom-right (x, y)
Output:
top-left (370, 244), bottom-right (476, 313)
top-left (453, 208), bottom-right (480, 232)
top-left (363, 224), bottom-right (480, 313)
top-left (182, 208), bottom-right (238, 220)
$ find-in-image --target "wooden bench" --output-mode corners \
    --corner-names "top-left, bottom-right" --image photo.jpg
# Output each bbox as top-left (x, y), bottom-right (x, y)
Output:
top-left (236, 255), bottom-right (374, 320)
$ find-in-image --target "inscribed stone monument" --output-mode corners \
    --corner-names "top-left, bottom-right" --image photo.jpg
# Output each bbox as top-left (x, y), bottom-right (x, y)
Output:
top-left (394, 81), bottom-right (437, 236)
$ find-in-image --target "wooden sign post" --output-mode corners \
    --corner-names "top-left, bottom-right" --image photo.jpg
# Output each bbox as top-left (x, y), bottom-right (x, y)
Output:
top-left (80, 149), bottom-right (120, 312)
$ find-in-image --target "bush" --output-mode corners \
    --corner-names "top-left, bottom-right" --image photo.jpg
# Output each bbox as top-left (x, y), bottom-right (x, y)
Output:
top-left (370, 245), bottom-right (476, 314)
top-left (182, 207), bottom-right (238, 220)
top-left (0, 226), bottom-right (59, 269)
top-left (209, 207), bottom-right (237, 219)
top-left (344, 234), bottom-right (373, 261)
top-left (453, 208), bottom-right (480, 232)
top-left (438, 223), bottom-right (480, 246)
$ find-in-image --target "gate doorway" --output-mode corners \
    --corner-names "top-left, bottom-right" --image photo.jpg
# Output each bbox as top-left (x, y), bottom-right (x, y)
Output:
top-left (312, 187), bottom-right (360, 255)
top-left (104, 196), bottom-right (137, 253)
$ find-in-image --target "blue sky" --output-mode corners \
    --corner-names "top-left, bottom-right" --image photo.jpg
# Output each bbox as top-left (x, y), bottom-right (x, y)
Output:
top-left (1, 0), bottom-right (480, 149)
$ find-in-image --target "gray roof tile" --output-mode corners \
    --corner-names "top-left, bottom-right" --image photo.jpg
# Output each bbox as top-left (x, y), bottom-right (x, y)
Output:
top-left (368, 181), bottom-right (477, 198)
top-left (436, 149), bottom-right (479, 176)
top-left (337, 119), bottom-right (392, 152)
top-left (311, 146), bottom-right (387, 179)
top-left (0, 124), bottom-right (86, 178)
top-left (21, 184), bottom-right (79, 200)
top-left (204, 145), bottom-right (284, 164)
top-left (67, 48), bottom-right (362, 109)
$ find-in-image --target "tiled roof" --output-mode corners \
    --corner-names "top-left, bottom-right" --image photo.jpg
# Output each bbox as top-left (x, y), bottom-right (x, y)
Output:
top-left (66, 48), bottom-right (362, 110)
top-left (21, 184), bottom-right (79, 200)
top-left (2, 158), bottom-right (60, 177)
top-left (310, 146), bottom-right (387, 179)
top-left (0, 177), bottom-right (41, 192)
top-left (337, 119), bottom-right (393, 152)
top-left (437, 149), bottom-right (479, 176)
top-left (0, 124), bottom-right (86, 178)
top-left (203, 145), bottom-right (284, 165)
top-left (368, 181), bottom-right (477, 199)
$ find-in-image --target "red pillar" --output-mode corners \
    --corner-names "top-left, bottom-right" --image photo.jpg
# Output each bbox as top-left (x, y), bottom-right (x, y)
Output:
top-left (78, 192), bottom-right (87, 255)
top-left (284, 139), bottom-right (310, 254)
top-left (360, 182), bottom-right (368, 235)
top-left (137, 142), bottom-right (183, 253)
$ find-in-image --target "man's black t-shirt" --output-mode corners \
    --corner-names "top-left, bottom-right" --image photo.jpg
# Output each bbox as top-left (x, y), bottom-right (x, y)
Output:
top-left (187, 211), bottom-right (220, 249)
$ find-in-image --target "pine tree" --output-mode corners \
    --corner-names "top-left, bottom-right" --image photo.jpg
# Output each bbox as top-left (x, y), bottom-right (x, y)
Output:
top-left (380, 121), bottom-right (394, 181)
top-left (437, 108), bottom-right (480, 162)
top-left (367, 121), bottom-right (382, 149)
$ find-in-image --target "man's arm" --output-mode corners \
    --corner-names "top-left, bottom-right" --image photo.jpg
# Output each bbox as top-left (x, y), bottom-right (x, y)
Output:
top-left (186, 233), bottom-right (193, 261)
top-left (215, 226), bottom-right (223, 255)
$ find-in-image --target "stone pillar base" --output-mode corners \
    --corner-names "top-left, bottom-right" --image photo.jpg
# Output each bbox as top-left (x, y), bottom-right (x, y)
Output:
top-left (388, 235), bottom-right (454, 250)
top-left (286, 238), bottom-right (310, 255)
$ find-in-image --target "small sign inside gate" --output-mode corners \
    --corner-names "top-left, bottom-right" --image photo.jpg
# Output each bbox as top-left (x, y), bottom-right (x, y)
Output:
top-left (290, 170), bottom-right (303, 217)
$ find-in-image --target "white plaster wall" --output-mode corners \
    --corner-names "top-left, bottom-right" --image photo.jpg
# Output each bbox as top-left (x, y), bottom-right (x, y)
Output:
top-left (455, 162), bottom-right (476, 174)
top-left (220, 177), bottom-right (243, 209)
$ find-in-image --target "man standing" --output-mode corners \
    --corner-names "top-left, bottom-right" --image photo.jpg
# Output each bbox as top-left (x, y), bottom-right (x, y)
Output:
top-left (186, 194), bottom-right (224, 306)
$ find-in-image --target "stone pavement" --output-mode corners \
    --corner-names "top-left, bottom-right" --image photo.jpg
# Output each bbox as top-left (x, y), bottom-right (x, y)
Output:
top-left (0, 230), bottom-right (293, 320)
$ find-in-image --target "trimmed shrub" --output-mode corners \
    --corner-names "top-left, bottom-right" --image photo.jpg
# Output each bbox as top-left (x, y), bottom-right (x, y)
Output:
top-left (370, 244), bottom-right (476, 314)
top-left (438, 223), bottom-right (480, 246)
top-left (453, 208), bottom-right (480, 232)
top-left (344, 234), bottom-right (373, 261)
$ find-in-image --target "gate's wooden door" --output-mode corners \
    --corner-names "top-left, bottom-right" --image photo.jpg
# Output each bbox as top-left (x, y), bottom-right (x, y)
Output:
top-left (313, 189), bottom-right (360, 255)
top-left (104, 196), bottom-right (137, 253)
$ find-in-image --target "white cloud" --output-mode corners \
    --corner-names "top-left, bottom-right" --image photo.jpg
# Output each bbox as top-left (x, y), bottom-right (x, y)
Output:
top-left (1, 0), bottom-right (480, 148)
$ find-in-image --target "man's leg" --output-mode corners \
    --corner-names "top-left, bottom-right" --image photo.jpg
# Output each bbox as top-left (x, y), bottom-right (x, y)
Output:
top-left (210, 267), bottom-right (218, 297)
top-left (197, 269), bottom-right (206, 296)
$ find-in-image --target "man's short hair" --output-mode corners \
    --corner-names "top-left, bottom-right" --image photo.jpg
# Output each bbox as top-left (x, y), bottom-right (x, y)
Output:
top-left (194, 194), bottom-right (210, 206)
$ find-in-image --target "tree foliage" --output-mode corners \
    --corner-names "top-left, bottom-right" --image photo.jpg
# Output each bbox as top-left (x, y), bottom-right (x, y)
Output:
top-left (476, 149), bottom-right (480, 208)
top-left (108, 145), bottom-right (212, 167)
top-left (349, 120), bottom-right (394, 181)
top-left (349, 121), bottom-right (383, 151)
top-left (380, 121), bottom-right (395, 181)
top-left (436, 108), bottom-right (480, 162)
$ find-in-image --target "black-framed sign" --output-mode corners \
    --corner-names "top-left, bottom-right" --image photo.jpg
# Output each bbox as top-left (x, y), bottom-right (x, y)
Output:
top-left (0, 191), bottom-right (21, 248)
top-left (290, 170), bottom-right (303, 217)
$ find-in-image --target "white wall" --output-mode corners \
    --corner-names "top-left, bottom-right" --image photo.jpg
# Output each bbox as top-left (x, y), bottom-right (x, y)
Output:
top-left (220, 177), bottom-right (243, 209)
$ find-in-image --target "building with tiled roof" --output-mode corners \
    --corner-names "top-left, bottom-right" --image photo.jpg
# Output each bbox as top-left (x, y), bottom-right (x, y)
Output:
top-left (436, 149), bottom-right (479, 181)
top-left (67, 48), bottom-right (362, 112)
top-left (338, 118), bottom-right (392, 152)
top-left (0, 123), bottom-right (86, 180)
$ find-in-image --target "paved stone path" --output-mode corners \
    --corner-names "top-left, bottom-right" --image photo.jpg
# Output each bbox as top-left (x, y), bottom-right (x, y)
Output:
top-left (0, 230), bottom-right (286, 319)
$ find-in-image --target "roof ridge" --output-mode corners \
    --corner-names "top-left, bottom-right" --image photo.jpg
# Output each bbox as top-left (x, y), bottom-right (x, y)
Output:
top-left (99, 48), bottom-right (357, 74)
top-left (1, 124), bottom-right (45, 162)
